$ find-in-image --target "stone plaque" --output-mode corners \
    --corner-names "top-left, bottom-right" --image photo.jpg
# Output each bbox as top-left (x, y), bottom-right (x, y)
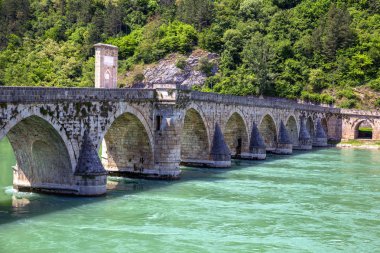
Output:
top-left (104, 56), bottom-right (114, 66)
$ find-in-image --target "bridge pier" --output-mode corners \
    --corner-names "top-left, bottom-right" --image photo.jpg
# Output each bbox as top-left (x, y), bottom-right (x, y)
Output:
top-left (181, 123), bottom-right (231, 168)
top-left (241, 122), bottom-right (266, 160)
top-left (74, 132), bottom-right (107, 196)
top-left (12, 165), bottom-right (84, 195)
top-left (273, 121), bottom-right (293, 155)
top-left (313, 119), bottom-right (328, 147)
top-left (151, 98), bottom-right (182, 178)
top-left (208, 123), bottom-right (231, 167)
top-left (296, 117), bottom-right (313, 150)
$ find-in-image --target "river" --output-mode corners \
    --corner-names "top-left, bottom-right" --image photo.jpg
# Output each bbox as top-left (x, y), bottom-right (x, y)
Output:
top-left (0, 138), bottom-right (379, 252)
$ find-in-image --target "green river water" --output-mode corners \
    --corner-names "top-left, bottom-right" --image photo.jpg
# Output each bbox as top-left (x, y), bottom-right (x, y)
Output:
top-left (0, 138), bottom-right (380, 253)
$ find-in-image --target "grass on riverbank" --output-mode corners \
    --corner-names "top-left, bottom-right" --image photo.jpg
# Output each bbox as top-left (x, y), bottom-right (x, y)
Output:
top-left (335, 139), bottom-right (380, 146)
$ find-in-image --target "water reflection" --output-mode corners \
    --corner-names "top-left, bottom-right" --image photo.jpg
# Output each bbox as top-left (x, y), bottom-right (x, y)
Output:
top-left (12, 195), bottom-right (31, 208)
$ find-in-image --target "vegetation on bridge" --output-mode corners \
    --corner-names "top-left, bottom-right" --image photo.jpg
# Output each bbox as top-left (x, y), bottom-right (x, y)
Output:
top-left (0, 0), bottom-right (380, 109)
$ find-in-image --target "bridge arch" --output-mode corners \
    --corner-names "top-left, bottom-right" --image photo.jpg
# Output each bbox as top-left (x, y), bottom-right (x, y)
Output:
top-left (0, 109), bottom-right (76, 171)
top-left (99, 106), bottom-right (154, 173)
top-left (224, 111), bottom-right (249, 157)
top-left (285, 115), bottom-right (299, 146)
top-left (5, 115), bottom-right (74, 187)
top-left (354, 119), bottom-right (374, 139)
top-left (259, 114), bottom-right (278, 151)
top-left (180, 107), bottom-right (210, 162)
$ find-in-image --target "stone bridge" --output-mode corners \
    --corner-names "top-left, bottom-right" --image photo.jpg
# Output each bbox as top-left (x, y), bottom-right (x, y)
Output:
top-left (0, 86), bottom-right (379, 196)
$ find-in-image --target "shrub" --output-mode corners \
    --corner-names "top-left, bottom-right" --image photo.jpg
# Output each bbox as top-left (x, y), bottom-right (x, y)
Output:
top-left (340, 99), bottom-right (357, 108)
top-left (198, 57), bottom-right (214, 77)
top-left (134, 20), bottom-right (198, 64)
top-left (106, 29), bottom-right (143, 59)
top-left (300, 91), bottom-right (335, 104)
top-left (369, 77), bottom-right (380, 91)
top-left (133, 73), bottom-right (145, 83)
top-left (175, 58), bottom-right (187, 70)
top-left (375, 98), bottom-right (380, 108)
top-left (337, 88), bottom-right (357, 99)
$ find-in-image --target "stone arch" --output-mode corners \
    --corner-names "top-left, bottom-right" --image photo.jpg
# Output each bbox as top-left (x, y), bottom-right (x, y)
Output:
top-left (0, 108), bottom-right (76, 171)
top-left (224, 112), bottom-right (249, 157)
top-left (354, 119), bottom-right (374, 139)
top-left (100, 111), bottom-right (154, 173)
top-left (285, 115), bottom-right (299, 146)
top-left (97, 105), bottom-right (154, 151)
top-left (259, 114), bottom-right (278, 151)
top-left (306, 116), bottom-right (315, 140)
top-left (181, 107), bottom-right (210, 162)
top-left (6, 115), bottom-right (74, 187)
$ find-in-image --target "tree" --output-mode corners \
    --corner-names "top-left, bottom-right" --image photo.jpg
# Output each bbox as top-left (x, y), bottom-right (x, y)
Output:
top-left (312, 4), bottom-right (355, 60)
top-left (176, 0), bottom-right (214, 30)
top-left (220, 29), bottom-right (243, 71)
top-left (0, 0), bottom-right (30, 48)
top-left (242, 33), bottom-right (275, 95)
top-left (272, 0), bottom-right (301, 9)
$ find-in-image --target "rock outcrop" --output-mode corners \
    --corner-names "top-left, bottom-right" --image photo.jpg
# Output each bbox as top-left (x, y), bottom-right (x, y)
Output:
top-left (129, 49), bottom-right (218, 88)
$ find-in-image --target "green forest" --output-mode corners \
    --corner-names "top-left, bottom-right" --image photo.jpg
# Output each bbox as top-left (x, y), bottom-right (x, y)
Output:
top-left (1, 0), bottom-right (380, 109)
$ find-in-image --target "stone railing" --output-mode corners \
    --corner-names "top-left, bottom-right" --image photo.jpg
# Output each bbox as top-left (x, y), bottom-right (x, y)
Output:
top-left (183, 90), bottom-right (340, 113)
top-left (340, 108), bottom-right (380, 117)
top-left (0, 87), bottom-right (156, 103)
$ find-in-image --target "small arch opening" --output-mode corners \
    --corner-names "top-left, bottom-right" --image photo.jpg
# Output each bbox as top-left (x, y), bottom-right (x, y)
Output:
top-left (355, 120), bottom-right (373, 140)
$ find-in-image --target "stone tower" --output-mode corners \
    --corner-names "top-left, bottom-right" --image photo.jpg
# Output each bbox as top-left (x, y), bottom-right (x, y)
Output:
top-left (94, 43), bottom-right (118, 88)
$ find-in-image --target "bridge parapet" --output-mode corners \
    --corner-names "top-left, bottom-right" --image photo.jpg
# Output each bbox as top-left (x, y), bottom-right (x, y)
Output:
top-left (340, 108), bottom-right (380, 117)
top-left (180, 90), bottom-right (339, 113)
top-left (0, 87), bottom-right (156, 103)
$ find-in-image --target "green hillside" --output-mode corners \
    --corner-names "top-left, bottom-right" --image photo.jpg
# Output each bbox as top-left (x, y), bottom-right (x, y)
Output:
top-left (1, 0), bottom-right (380, 109)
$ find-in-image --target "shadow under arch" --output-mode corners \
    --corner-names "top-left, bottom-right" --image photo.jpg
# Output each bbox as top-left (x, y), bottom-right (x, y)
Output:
top-left (180, 107), bottom-right (210, 162)
top-left (0, 110), bottom-right (76, 172)
top-left (285, 115), bottom-right (299, 146)
top-left (100, 111), bottom-right (154, 174)
top-left (259, 114), bottom-right (277, 151)
top-left (321, 117), bottom-right (328, 136)
top-left (354, 119), bottom-right (374, 139)
top-left (306, 116), bottom-right (315, 140)
top-left (224, 112), bottom-right (249, 158)
top-left (5, 115), bottom-right (74, 189)
top-left (97, 105), bottom-right (154, 151)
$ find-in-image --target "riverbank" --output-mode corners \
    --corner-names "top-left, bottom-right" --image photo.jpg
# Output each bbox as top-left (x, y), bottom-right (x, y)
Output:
top-left (332, 139), bottom-right (380, 149)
